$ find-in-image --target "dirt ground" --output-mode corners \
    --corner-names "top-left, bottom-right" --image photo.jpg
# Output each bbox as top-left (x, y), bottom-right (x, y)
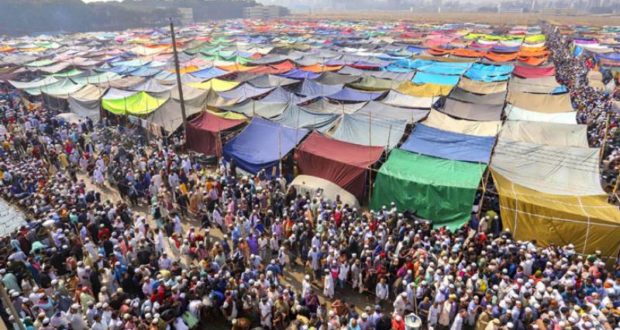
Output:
top-left (294, 11), bottom-right (620, 26)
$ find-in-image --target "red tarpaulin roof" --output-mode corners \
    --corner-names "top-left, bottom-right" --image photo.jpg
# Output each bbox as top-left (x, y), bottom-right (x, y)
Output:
top-left (512, 65), bottom-right (556, 78)
top-left (188, 111), bottom-right (245, 132)
top-left (186, 112), bottom-right (245, 156)
top-left (295, 132), bottom-right (383, 199)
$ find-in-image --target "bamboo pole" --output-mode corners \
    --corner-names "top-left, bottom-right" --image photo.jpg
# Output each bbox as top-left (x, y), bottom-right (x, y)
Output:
top-left (599, 112), bottom-right (612, 163)
top-left (170, 18), bottom-right (188, 139)
top-left (0, 281), bottom-right (25, 330)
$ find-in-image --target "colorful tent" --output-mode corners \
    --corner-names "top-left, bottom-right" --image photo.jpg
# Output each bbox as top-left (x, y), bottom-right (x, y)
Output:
top-left (441, 98), bottom-right (504, 121)
top-left (296, 132), bottom-right (383, 199)
top-left (512, 65), bottom-right (556, 78)
top-left (499, 121), bottom-right (589, 148)
top-left (401, 124), bottom-right (496, 163)
top-left (290, 175), bottom-right (360, 209)
top-left (186, 111), bottom-right (246, 156)
top-left (223, 118), bottom-right (308, 174)
top-left (457, 78), bottom-right (507, 94)
top-left (491, 140), bottom-right (606, 196)
top-left (371, 149), bottom-right (486, 230)
top-left (68, 84), bottom-right (106, 122)
top-left (327, 87), bottom-right (385, 102)
top-left (412, 72), bottom-right (460, 86)
top-left (356, 102), bottom-right (429, 124)
top-left (449, 87), bottom-right (506, 105)
top-left (506, 91), bottom-right (574, 113)
top-left (328, 114), bottom-right (407, 149)
top-left (381, 90), bottom-right (434, 109)
top-left (397, 81), bottom-right (453, 97)
top-left (187, 78), bottom-right (240, 91)
top-left (492, 170), bottom-right (620, 257)
top-left (102, 91), bottom-right (167, 115)
top-left (505, 105), bottom-right (577, 124)
top-left (272, 104), bottom-right (338, 130)
top-left (423, 109), bottom-right (502, 137)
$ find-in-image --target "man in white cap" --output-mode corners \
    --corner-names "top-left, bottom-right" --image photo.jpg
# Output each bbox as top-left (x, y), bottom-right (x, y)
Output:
top-left (302, 275), bottom-right (312, 298)
top-left (67, 304), bottom-right (87, 330)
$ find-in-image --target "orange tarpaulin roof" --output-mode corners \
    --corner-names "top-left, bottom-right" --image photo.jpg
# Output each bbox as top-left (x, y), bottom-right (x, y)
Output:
top-left (300, 64), bottom-right (342, 73)
top-left (451, 48), bottom-right (486, 58)
top-left (518, 48), bottom-right (550, 57)
top-left (517, 56), bottom-right (548, 66)
top-left (168, 65), bottom-right (199, 74)
top-left (427, 48), bottom-right (451, 56)
top-left (485, 52), bottom-right (518, 63)
top-left (217, 63), bottom-right (255, 72)
top-left (248, 60), bottom-right (296, 74)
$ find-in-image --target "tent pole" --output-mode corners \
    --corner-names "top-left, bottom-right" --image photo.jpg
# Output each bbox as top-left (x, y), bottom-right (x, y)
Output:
top-left (0, 281), bottom-right (25, 330)
top-left (477, 166), bottom-right (491, 220)
top-left (170, 18), bottom-right (188, 140)
top-left (612, 168), bottom-right (620, 204)
top-left (599, 112), bottom-right (611, 163)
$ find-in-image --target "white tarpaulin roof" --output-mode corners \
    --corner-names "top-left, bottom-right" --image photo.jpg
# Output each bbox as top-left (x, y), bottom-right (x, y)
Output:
top-left (491, 140), bottom-right (605, 196)
top-left (506, 104), bottom-right (577, 124)
top-left (68, 84), bottom-right (106, 122)
top-left (290, 175), bottom-right (360, 209)
top-left (499, 121), bottom-right (589, 148)
top-left (381, 90), bottom-right (434, 109)
top-left (423, 109), bottom-right (501, 137)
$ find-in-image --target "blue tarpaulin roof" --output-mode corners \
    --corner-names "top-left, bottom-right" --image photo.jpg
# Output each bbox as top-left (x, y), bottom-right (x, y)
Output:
top-left (128, 66), bottom-right (162, 77)
top-left (261, 87), bottom-right (306, 104)
top-left (299, 79), bottom-right (343, 98)
top-left (327, 87), bottom-right (385, 102)
top-left (412, 72), bottom-right (461, 86)
top-left (272, 104), bottom-right (338, 130)
top-left (491, 45), bottom-right (520, 53)
top-left (464, 70), bottom-right (511, 82)
top-left (279, 68), bottom-right (321, 80)
top-left (218, 84), bottom-right (274, 102)
top-left (190, 67), bottom-right (228, 80)
top-left (400, 124), bottom-right (496, 163)
top-left (223, 117), bottom-right (309, 174)
top-left (417, 62), bottom-right (471, 75)
top-left (329, 114), bottom-right (407, 149)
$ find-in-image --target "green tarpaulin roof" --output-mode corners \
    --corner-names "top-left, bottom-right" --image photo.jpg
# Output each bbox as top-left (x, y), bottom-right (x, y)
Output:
top-left (51, 69), bottom-right (83, 78)
top-left (102, 91), bottom-right (167, 115)
top-left (371, 149), bottom-right (486, 230)
top-left (25, 78), bottom-right (84, 97)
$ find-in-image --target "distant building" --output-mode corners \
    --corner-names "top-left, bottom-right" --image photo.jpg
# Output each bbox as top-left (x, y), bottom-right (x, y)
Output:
top-left (243, 5), bottom-right (289, 19)
top-left (178, 7), bottom-right (194, 26)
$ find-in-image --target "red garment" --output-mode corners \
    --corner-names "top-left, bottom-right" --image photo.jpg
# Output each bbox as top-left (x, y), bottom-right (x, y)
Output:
top-left (97, 227), bottom-right (110, 241)
top-left (333, 210), bottom-right (342, 227)
top-left (392, 318), bottom-right (406, 330)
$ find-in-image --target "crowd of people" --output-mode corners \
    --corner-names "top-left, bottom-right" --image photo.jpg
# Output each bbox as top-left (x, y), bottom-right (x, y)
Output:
top-left (0, 26), bottom-right (618, 330)
top-left (548, 26), bottom-right (620, 197)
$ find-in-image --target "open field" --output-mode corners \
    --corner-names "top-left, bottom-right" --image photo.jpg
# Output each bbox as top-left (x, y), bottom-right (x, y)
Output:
top-left (293, 10), bottom-right (620, 26)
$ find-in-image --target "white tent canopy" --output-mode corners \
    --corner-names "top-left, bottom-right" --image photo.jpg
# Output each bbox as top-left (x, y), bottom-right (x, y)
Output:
top-left (491, 140), bottom-right (605, 196)
top-left (290, 175), bottom-right (360, 209)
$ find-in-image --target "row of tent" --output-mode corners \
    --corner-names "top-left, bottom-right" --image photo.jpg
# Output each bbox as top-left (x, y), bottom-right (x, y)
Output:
top-left (2, 20), bottom-right (619, 258)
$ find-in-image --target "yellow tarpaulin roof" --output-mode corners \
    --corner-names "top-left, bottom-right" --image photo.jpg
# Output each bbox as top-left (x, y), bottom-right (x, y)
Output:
top-left (492, 170), bottom-right (620, 258)
top-left (397, 81), bottom-right (453, 97)
top-left (186, 79), bottom-right (239, 92)
top-left (423, 109), bottom-right (501, 137)
top-left (207, 110), bottom-right (247, 121)
top-left (458, 78), bottom-right (507, 95)
top-left (102, 91), bottom-right (167, 115)
top-left (507, 91), bottom-right (574, 113)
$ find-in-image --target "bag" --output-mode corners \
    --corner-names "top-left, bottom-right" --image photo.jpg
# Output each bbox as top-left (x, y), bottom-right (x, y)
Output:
top-left (182, 311), bottom-right (199, 329)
